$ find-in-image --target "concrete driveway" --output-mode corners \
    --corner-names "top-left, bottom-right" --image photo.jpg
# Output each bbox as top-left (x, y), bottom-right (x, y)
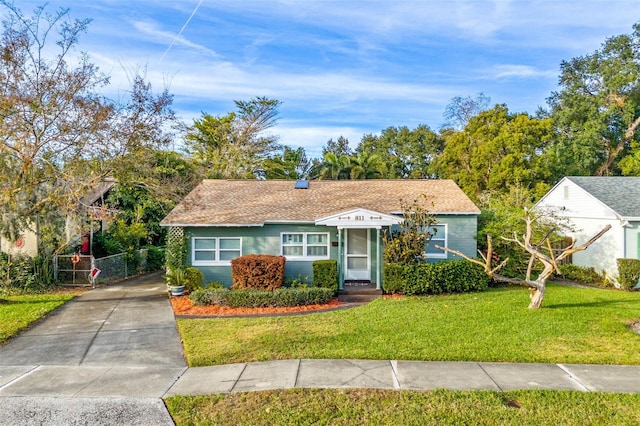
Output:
top-left (0, 272), bottom-right (185, 425)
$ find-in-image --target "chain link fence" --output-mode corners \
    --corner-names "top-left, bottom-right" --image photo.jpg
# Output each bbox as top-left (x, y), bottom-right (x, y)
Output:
top-left (55, 249), bottom-right (150, 286)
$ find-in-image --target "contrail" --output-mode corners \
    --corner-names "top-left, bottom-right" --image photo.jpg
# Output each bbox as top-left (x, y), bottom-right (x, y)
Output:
top-left (160, 0), bottom-right (205, 62)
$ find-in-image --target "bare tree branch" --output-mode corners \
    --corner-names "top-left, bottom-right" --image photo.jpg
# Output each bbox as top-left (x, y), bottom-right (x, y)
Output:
top-left (436, 209), bottom-right (611, 309)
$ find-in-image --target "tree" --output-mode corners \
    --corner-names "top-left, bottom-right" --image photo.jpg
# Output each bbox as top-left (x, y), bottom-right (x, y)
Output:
top-left (433, 105), bottom-right (553, 201)
top-left (382, 195), bottom-right (437, 264)
top-left (356, 125), bottom-right (442, 178)
top-left (547, 22), bottom-right (640, 177)
top-left (442, 92), bottom-right (491, 130)
top-left (263, 146), bottom-right (310, 179)
top-left (438, 209), bottom-right (611, 309)
top-left (318, 152), bottom-right (351, 180)
top-left (322, 136), bottom-right (353, 157)
top-left (104, 149), bottom-right (199, 248)
top-left (347, 152), bottom-right (386, 179)
top-left (0, 2), bottom-right (110, 240)
top-left (185, 97), bottom-right (281, 179)
top-left (0, 3), bottom-right (176, 252)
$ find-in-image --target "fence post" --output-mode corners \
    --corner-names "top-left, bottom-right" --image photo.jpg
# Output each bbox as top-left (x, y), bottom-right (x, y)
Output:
top-left (53, 255), bottom-right (58, 281)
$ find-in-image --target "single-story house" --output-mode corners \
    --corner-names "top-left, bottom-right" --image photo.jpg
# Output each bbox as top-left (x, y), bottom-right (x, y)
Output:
top-left (535, 176), bottom-right (640, 279)
top-left (160, 179), bottom-right (480, 289)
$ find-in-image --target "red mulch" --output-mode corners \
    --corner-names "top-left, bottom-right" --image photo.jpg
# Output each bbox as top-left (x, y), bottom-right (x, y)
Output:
top-left (170, 295), bottom-right (344, 317)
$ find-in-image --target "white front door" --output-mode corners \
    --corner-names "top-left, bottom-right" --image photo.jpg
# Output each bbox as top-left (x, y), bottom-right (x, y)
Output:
top-left (345, 228), bottom-right (370, 281)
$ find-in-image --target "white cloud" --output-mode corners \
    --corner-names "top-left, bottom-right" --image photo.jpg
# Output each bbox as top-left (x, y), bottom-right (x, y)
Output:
top-left (490, 65), bottom-right (557, 79)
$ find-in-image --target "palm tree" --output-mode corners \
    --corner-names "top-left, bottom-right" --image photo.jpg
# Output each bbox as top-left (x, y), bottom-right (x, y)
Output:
top-left (349, 152), bottom-right (387, 179)
top-left (319, 153), bottom-right (351, 179)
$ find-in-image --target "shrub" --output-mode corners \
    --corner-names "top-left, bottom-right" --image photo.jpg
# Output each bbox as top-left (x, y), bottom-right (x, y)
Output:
top-left (617, 258), bottom-right (640, 291)
top-left (381, 263), bottom-right (405, 294)
top-left (206, 281), bottom-right (225, 289)
top-left (558, 264), bottom-right (607, 286)
top-left (184, 267), bottom-right (204, 292)
top-left (190, 288), bottom-right (228, 306)
top-left (146, 246), bottom-right (165, 272)
top-left (0, 253), bottom-right (56, 292)
top-left (189, 287), bottom-right (335, 308)
top-left (231, 254), bottom-right (286, 291)
top-left (382, 260), bottom-right (490, 295)
top-left (284, 274), bottom-right (310, 288)
top-left (312, 260), bottom-right (338, 294)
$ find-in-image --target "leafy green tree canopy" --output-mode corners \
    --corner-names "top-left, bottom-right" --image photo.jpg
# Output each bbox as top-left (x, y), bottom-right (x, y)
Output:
top-left (356, 125), bottom-right (442, 179)
top-left (433, 105), bottom-right (553, 201)
top-left (185, 97), bottom-right (281, 179)
top-left (547, 21), bottom-right (640, 177)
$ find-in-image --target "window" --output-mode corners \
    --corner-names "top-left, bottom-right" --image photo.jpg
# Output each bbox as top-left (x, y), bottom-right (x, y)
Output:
top-left (281, 232), bottom-right (329, 259)
top-left (192, 237), bottom-right (241, 265)
top-left (424, 224), bottom-right (447, 259)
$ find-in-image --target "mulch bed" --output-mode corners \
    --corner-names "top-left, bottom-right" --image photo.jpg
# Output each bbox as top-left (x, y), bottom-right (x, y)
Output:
top-left (170, 295), bottom-right (345, 317)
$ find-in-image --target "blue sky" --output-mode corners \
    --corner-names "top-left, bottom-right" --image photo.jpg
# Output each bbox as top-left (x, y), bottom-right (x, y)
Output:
top-left (10, 1), bottom-right (640, 158)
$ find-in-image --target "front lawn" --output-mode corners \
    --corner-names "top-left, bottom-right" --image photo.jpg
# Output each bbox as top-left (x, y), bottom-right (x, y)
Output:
top-left (165, 388), bottom-right (640, 425)
top-left (177, 284), bottom-right (640, 366)
top-left (0, 293), bottom-right (76, 343)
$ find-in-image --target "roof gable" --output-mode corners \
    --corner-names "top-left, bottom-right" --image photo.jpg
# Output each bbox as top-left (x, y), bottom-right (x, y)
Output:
top-left (315, 208), bottom-right (403, 228)
top-left (161, 179), bottom-right (480, 227)
top-left (567, 176), bottom-right (640, 219)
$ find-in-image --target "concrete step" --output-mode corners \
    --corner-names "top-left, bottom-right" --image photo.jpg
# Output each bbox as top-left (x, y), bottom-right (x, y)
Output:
top-left (338, 287), bottom-right (382, 303)
top-left (338, 293), bottom-right (381, 303)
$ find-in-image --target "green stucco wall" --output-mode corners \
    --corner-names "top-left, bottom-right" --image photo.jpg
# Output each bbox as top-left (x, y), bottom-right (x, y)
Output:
top-left (184, 214), bottom-right (477, 287)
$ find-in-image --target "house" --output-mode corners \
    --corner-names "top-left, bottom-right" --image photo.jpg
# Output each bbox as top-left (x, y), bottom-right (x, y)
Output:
top-left (0, 178), bottom-right (117, 257)
top-left (535, 176), bottom-right (640, 279)
top-left (160, 179), bottom-right (480, 289)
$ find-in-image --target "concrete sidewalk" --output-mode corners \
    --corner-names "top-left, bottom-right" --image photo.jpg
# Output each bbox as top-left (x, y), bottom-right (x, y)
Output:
top-left (1, 273), bottom-right (640, 425)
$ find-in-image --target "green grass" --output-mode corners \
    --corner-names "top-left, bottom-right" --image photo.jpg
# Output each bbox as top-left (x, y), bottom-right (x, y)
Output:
top-left (0, 293), bottom-right (76, 343)
top-left (165, 388), bottom-right (640, 425)
top-left (177, 284), bottom-right (640, 366)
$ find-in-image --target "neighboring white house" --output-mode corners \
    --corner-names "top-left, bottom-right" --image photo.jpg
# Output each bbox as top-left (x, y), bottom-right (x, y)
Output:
top-left (535, 176), bottom-right (640, 280)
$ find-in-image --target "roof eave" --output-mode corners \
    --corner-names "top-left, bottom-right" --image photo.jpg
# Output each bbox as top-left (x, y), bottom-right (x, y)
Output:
top-left (160, 223), bottom-right (264, 227)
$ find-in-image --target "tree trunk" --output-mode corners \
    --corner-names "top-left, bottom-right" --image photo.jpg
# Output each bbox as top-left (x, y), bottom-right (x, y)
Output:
top-left (528, 283), bottom-right (546, 309)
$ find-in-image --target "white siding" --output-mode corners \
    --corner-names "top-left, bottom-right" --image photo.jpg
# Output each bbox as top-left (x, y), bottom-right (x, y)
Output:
top-left (537, 179), bottom-right (618, 220)
top-left (537, 178), bottom-right (625, 279)
top-left (566, 217), bottom-right (623, 278)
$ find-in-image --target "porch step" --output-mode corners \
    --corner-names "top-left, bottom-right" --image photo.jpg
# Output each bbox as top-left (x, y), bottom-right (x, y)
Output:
top-left (338, 287), bottom-right (382, 303)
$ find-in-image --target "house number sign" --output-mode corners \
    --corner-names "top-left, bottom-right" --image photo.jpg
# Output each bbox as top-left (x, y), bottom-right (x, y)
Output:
top-left (337, 214), bottom-right (383, 222)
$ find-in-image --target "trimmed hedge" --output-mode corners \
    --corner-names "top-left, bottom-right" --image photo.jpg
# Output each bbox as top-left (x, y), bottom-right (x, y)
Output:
top-left (617, 258), bottom-right (640, 291)
top-left (558, 264), bottom-right (607, 287)
top-left (383, 260), bottom-right (490, 295)
top-left (313, 260), bottom-right (338, 294)
top-left (231, 254), bottom-right (286, 291)
top-left (190, 287), bottom-right (335, 308)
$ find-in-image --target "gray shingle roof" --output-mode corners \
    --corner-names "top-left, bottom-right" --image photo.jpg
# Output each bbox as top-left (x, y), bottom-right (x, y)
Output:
top-left (161, 179), bottom-right (480, 226)
top-left (567, 176), bottom-right (640, 218)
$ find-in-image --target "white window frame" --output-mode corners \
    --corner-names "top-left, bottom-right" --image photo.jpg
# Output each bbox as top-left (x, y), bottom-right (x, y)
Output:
top-left (425, 224), bottom-right (447, 259)
top-left (280, 232), bottom-right (330, 261)
top-left (192, 237), bottom-right (242, 266)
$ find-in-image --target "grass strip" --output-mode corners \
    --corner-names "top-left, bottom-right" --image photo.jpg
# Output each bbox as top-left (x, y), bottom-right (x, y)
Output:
top-left (0, 294), bottom-right (76, 343)
top-left (165, 388), bottom-right (640, 426)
